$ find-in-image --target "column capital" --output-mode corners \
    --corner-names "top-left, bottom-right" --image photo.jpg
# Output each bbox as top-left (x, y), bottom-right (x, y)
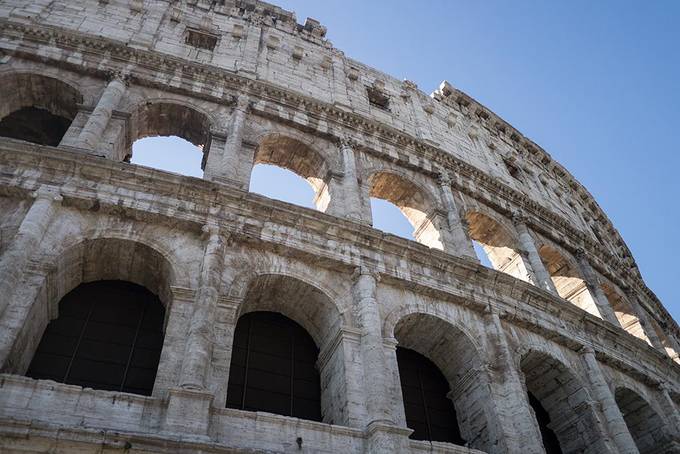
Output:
top-left (575, 247), bottom-right (588, 259)
top-left (105, 70), bottom-right (130, 86)
top-left (511, 210), bottom-right (529, 226)
top-left (436, 170), bottom-right (452, 187)
top-left (578, 344), bottom-right (596, 356)
top-left (339, 136), bottom-right (357, 149)
top-left (352, 265), bottom-right (381, 283)
top-left (232, 93), bottom-right (250, 112)
top-left (31, 186), bottom-right (63, 203)
top-left (201, 223), bottom-right (220, 239)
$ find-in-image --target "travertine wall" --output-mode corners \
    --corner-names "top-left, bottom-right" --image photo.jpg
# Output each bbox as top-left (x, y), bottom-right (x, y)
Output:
top-left (0, 1), bottom-right (679, 453)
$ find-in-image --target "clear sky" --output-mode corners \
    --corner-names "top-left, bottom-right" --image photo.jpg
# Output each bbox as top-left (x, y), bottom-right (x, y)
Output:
top-left (133, 1), bottom-right (680, 323)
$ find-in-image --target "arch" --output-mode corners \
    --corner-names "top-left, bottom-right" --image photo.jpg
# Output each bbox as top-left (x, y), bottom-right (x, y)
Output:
top-left (128, 100), bottom-right (213, 174)
top-left (601, 284), bottom-right (650, 344)
top-left (9, 236), bottom-right (181, 377)
top-left (538, 244), bottom-right (600, 317)
top-left (25, 280), bottom-right (165, 396)
top-left (367, 170), bottom-right (444, 250)
top-left (0, 72), bottom-right (83, 146)
top-left (393, 312), bottom-right (491, 451)
top-left (520, 350), bottom-right (605, 454)
top-left (251, 133), bottom-right (332, 211)
top-left (614, 387), bottom-right (672, 454)
top-left (465, 210), bottom-right (532, 282)
top-left (226, 311), bottom-right (322, 422)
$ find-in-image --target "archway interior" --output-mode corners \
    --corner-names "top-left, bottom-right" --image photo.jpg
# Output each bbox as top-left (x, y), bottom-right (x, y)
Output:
top-left (601, 284), bottom-right (650, 343)
top-left (26, 280), bottom-right (165, 396)
top-left (226, 311), bottom-right (321, 421)
top-left (369, 172), bottom-right (443, 249)
top-left (466, 211), bottom-right (530, 282)
top-left (396, 346), bottom-right (464, 444)
top-left (520, 351), bottom-right (599, 454)
top-left (393, 313), bottom-right (487, 450)
top-left (252, 135), bottom-right (330, 211)
top-left (249, 164), bottom-right (316, 209)
top-left (615, 388), bottom-right (668, 454)
top-left (0, 74), bottom-right (82, 146)
top-left (129, 102), bottom-right (210, 177)
top-left (538, 245), bottom-right (600, 317)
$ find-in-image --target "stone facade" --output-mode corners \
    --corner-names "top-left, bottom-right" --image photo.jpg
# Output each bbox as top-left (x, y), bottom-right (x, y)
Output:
top-left (0, 1), bottom-right (678, 453)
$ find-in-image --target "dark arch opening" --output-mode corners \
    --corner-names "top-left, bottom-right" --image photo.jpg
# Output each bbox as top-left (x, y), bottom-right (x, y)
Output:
top-left (396, 346), bottom-right (465, 444)
top-left (26, 280), bottom-right (165, 396)
top-left (0, 73), bottom-right (82, 146)
top-left (226, 311), bottom-right (322, 422)
top-left (528, 391), bottom-right (563, 454)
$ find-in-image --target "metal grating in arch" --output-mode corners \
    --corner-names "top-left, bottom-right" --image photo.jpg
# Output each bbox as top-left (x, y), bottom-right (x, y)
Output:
top-left (396, 346), bottom-right (465, 444)
top-left (226, 311), bottom-right (322, 422)
top-left (26, 280), bottom-right (165, 396)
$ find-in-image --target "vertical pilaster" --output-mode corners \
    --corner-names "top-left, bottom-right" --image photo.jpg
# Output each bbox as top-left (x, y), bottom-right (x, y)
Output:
top-left (178, 224), bottom-right (224, 390)
top-left (657, 383), bottom-right (680, 435)
top-left (0, 187), bottom-right (62, 320)
top-left (325, 139), bottom-right (364, 222)
top-left (437, 172), bottom-right (477, 260)
top-left (483, 312), bottom-right (545, 454)
top-left (213, 95), bottom-right (251, 188)
top-left (351, 266), bottom-right (391, 426)
top-left (76, 74), bottom-right (127, 152)
top-left (575, 249), bottom-right (621, 326)
top-left (512, 213), bottom-right (558, 294)
top-left (579, 346), bottom-right (640, 454)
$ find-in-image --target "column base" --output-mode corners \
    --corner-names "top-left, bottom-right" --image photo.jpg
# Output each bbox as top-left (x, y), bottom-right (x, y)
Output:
top-left (163, 387), bottom-right (213, 438)
top-left (364, 421), bottom-right (412, 454)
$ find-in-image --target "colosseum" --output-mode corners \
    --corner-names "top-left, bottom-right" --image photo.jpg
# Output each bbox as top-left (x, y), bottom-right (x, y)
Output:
top-left (0, 1), bottom-right (678, 453)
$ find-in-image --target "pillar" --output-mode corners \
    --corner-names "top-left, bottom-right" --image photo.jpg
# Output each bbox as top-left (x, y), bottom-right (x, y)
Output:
top-left (437, 172), bottom-right (477, 260)
top-left (575, 249), bottom-right (621, 326)
top-left (178, 224), bottom-right (224, 390)
top-left (579, 346), bottom-right (640, 454)
top-left (351, 266), bottom-right (392, 426)
top-left (483, 312), bottom-right (545, 454)
top-left (76, 74), bottom-right (127, 152)
top-left (657, 383), bottom-right (680, 435)
top-left (324, 139), bottom-right (364, 222)
top-left (0, 186), bottom-right (62, 319)
top-left (213, 94), bottom-right (251, 188)
top-left (512, 213), bottom-right (558, 294)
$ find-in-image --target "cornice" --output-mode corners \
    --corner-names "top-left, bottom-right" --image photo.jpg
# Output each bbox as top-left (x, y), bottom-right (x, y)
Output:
top-left (0, 144), bottom-right (677, 389)
top-left (0, 18), bottom-right (674, 339)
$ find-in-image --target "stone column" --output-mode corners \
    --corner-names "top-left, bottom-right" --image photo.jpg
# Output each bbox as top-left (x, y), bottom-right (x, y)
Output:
top-left (326, 139), bottom-right (364, 222)
top-left (512, 213), bottom-right (558, 294)
top-left (657, 383), bottom-right (680, 435)
top-left (178, 224), bottom-right (224, 390)
top-left (0, 186), bottom-right (62, 319)
top-left (437, 172), bottom-right (477, 260)
top-left (575, 249), bottom-right (621, 326)
top-left (483, 312), bottom-right (545, 454)
top-left (579, 346), bottom-right (640, 454)
top-left (214, 94), bottom-right (250, 188)
top-left (76, 74), bottom-right (127, 152)
top-left (351, 266), bottom-right (391, 426)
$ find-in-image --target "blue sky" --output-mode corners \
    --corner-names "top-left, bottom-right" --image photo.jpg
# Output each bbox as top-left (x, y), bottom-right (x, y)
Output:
top-left (133, 1), bottom-right (680, 322)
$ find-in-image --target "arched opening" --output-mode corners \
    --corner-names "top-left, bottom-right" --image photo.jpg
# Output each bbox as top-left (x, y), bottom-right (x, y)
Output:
top-left (466, 211), bottom-right (532, 282)
top-left (7, 237), bottom-right (177, 379)
top-left (251, 134), bottom-right (330, 211)
top-left (520, 350), bottom-right (605, 454)
top-left (129, 102), bottom-right (211, 177)
top-left (228, 274), bottom-right (345, 425)
top-left (393, 313), bottom-right (490, 450)
top-left (226, 311), bottom-right (321, 421)
top-left (26, 280), bottom-right (165, 396)
top-left (396, 346), bottom-right (464, 444)
top-left (538, 245), bottom-right (600, 317)
top-left (615, 387), bottom-right (671, 454)
top-left (369, 172), bottom-right (444, 250)
top-left (0, 73), bottom-right (82, 146)
top-left (601, 284), bottom-right (650, 344)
